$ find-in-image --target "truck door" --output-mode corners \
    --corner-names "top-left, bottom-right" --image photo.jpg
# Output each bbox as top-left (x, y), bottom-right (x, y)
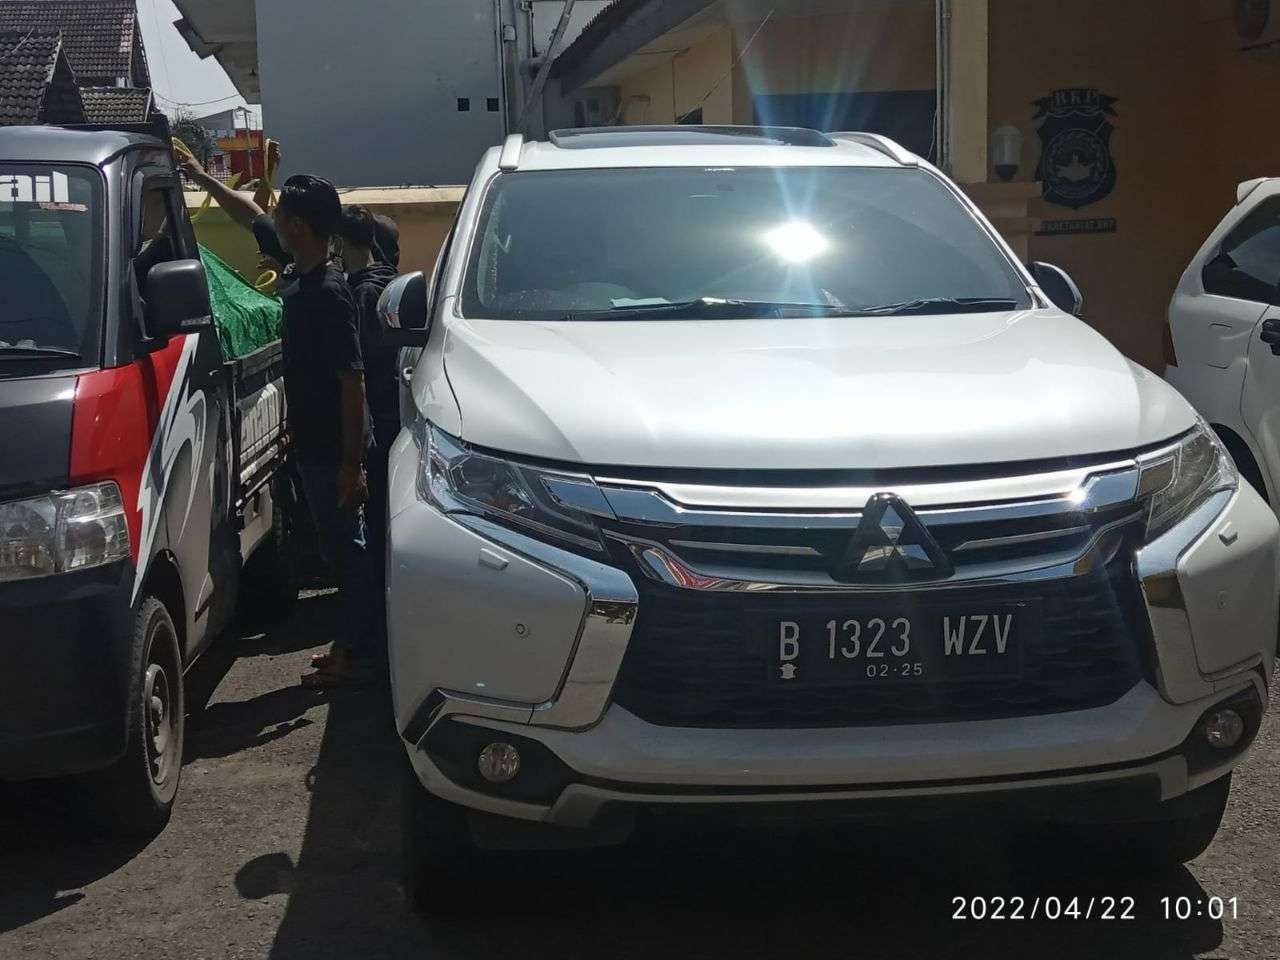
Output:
top-left (129, 169), bottom-right (237, 657)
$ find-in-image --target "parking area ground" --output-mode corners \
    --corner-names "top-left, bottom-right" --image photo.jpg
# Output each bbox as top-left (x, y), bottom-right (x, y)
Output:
top-left (1, 588), bottom-right (1277, 960)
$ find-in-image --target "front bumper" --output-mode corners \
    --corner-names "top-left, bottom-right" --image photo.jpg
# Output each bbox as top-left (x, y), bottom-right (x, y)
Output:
top-left (387, 440), bottom-right (1278, 825)
top-left (0, 561), bottom-right (135, 780)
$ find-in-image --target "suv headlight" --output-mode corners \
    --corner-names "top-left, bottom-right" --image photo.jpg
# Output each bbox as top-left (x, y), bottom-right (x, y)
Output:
top-left (0, 481), bottom-right (132, 582)
top-left (415, 421), bottom-right (611, 552)
top-left (1142, 421), bottom-right (1238, 542)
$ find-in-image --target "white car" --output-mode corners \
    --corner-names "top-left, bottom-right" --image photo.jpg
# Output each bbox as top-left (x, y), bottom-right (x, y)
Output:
top-left (380, 126), bottom-right (1278, 909)
top-left (1166, 176), bottom-right (1280, 508)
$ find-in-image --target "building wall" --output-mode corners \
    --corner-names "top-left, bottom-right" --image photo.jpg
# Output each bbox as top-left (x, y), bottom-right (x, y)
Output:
top-left (255, 0), bottom-right (505, 187)
top-left (989, 0), bottom-right (1280, 370)
top-left (732, 6), bottom-right (935, 99)
top-left (614, 27), bottom-right (736, 125)
top-left (615, 7), bottom-right (935, 128)
top-left (188, 188), bottom-right (462, 288)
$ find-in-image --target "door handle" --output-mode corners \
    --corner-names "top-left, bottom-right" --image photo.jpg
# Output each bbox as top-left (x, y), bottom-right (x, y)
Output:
top-left (1261, 318), bottom-right (1280, 356)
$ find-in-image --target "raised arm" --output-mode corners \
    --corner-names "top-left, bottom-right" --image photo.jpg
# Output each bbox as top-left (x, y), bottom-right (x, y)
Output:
top-left (176, 150), bottom-right (265, 231)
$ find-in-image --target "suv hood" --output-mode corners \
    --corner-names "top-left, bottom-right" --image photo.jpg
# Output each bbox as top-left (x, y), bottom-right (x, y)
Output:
top-left (438, 309), bottom-right (1195, 471)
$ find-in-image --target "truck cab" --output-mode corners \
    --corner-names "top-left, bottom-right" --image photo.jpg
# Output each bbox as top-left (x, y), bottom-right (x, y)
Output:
top-left (0, 124), bottom-right (287, 832)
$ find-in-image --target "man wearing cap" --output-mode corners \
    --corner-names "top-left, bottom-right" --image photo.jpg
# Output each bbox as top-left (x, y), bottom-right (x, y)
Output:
top-left (179, 156), bottom-right (377, 686)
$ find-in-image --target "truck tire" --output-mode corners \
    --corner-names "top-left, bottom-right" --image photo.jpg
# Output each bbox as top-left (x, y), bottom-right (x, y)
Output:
top-left (89, 596), bottom-right (185, 836)
top-left (241, 474), bottom-right (299, 622)
top-left (401, 757), bottom-right (484, 915)
top-left (1072, 774), bottom-right (1231, 870)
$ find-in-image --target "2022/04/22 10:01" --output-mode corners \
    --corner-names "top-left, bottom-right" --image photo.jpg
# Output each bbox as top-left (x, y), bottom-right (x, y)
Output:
top-left (1162, 897), bottom-right (1240, 920)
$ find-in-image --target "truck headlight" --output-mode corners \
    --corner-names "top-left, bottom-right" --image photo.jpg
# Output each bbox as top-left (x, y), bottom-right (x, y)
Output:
top-left (0, 481), bottom-right (132, 582)
top-left (415, 421), bottom-right (610, 552)
top-left (1142, 422), bottom-right (1238, 542)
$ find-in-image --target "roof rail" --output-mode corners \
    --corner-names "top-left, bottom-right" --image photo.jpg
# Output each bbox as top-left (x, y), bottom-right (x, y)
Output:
top-left (498, 133), bottom-right (524, 171)
top-left (828, 132), bottom-right (917, 166)
top-left (548, 125), bottom-right (836, 149)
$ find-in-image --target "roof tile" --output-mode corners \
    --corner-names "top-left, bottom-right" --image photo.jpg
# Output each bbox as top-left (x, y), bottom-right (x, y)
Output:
top-left (0, 1), bottom-right (143, 84)
top-left (80, 84), bottom-right (151, 123)
top-left (0, 28), bottom-right (61, 124)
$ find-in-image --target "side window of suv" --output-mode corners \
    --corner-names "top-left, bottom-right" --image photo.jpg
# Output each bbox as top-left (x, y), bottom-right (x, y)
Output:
top-left (1203, 196), bottom-right (1280, 304)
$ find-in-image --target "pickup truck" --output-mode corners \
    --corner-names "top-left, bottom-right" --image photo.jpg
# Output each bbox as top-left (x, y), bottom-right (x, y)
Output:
top-left (379, 125), bottom-right (1279, 911)
top-left (0, 123), bottom-right (291, 833)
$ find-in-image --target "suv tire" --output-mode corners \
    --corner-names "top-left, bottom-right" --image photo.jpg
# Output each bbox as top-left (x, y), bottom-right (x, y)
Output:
top-left (1073, 774), bottom-right (1231, 870)
top-left (89, 596), bottom-right (185, 836)
top-left (400, 757), bottom-right (483, 915)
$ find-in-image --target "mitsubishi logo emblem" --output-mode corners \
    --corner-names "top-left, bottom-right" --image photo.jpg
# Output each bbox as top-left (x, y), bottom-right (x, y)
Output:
top-left (833, 494), bottom-right (952, 583)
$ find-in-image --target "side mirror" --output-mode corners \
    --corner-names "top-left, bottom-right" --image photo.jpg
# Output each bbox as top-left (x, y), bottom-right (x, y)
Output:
top-left (1260, 318), bottom-right (1280, 356)
top-left (145, 259), bottom-right (212, 339)
top-left (1029, 261), bottom-right (1084, 317)
top-left (379, 271), bottom-right (430, 347)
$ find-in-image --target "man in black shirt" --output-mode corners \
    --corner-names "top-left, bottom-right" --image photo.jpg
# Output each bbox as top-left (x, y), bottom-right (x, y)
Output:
top-left (179, 157), bottom-right (376, 685)
top-left (334, 205), bottom-right (399, 585)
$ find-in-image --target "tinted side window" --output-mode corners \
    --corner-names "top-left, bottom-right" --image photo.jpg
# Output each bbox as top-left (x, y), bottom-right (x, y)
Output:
top-left (1203, 197), bottom-right (1280, 304)
top-left (133, 181), bottom-right (186, 291)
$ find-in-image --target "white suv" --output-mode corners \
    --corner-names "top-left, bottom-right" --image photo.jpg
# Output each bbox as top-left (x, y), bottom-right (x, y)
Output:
top-left (381, 126), bottom-right (1277, 907)
top-left (1166, 176), bottom-right (1280, 507)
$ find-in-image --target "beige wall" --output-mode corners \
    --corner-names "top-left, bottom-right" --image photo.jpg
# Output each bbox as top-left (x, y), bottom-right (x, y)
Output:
top-left (186, 188), bottom-right (462, 287)
top-left (732, 6), bottom-right (936, 100)
top-left (616, 7), bottom-right (936, 126)
top-left (617, 27), bottom-right (735, 124)
top-left (990, 0), bottom-right (1280, 369)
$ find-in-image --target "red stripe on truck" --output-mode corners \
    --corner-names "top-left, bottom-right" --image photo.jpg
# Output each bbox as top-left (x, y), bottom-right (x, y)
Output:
top-left (68, 337), bottom-right (188, 563)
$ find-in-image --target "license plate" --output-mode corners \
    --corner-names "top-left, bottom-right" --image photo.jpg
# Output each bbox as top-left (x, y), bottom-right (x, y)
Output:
top-left (762, 602), bottom-right (1037, 686)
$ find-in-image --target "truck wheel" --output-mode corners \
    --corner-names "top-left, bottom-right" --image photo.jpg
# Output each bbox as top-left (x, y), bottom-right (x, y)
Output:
top-left (401, 757), bottom-right (483, 915)
top-left (242, 474), bottom-right (299, 622)
top-left (90, 596), bottom-right (185, 836)
top-left (1073, 774), bottom-right (1231, 870)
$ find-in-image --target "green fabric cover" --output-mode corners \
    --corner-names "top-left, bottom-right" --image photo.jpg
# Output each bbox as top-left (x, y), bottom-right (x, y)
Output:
top-left (198, 244), bottom-right (282, 358)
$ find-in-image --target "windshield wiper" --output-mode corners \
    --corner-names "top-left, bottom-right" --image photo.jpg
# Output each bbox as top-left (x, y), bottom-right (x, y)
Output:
top-left (560, 297), bottom-right (854, 321)
top-left (0, 345), bottom-right (81, 360)
top-left (848, 297), bottom-right (1023, 317)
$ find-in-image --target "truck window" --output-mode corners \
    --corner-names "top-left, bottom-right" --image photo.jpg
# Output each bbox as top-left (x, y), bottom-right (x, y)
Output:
top-left (0, 165), bottom-right (103, 360)
top-left (133, 180), bottom-right (187, 293)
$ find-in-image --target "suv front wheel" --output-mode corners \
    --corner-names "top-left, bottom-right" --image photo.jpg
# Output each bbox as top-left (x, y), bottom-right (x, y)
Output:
top-left (401, 757), bottom-right (485, 915)
top-left (1069, 774), bottom-right (1231, 870)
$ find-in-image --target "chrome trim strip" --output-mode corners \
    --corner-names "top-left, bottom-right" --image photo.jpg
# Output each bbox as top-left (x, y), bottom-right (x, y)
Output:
top-left (598, 465), bottom-right (1142, 527)
top-left (597, 460), bottom-right (1139, 513)
top-left (612, 512), bottom-right (1138, 594)
top-left (448, 514), bottom-right (638, 731)
top-left (1136, 490), bottom-right (1234, 704)
top-left (668, 539), bottom-right (823, 557)
top-left (953, 525), bottom-right (1089, 554)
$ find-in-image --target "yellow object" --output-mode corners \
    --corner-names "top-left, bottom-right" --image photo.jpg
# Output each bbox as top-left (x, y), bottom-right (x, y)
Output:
top-left (216, 136), bottom-right (259, 152)
top-left (254, 270), bottom-right (279, 293)
top-left (190, 172), bottom-right (241, 222)
top-left (254, 138), bottom-right (281, 212)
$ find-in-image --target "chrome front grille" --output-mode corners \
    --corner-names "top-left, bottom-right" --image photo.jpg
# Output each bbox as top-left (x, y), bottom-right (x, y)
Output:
top-left (580, 453), bottom-right (1163, 727)
top-left (609, 555), bottom-right (1154, 728)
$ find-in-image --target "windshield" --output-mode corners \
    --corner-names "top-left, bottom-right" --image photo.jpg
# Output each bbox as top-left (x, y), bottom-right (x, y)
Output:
top-left (0, 165), bottom-right (103, 361)
top-left (462, 166), bottom-right (1032, 321)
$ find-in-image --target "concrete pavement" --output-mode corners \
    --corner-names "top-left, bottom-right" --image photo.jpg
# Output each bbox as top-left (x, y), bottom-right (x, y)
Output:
top-left (1, 588), bottom-right (1277, 959)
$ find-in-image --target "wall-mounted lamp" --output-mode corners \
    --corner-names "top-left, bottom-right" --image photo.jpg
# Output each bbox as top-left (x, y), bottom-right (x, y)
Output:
top-left (991, 125), bottom-right (1024, 182)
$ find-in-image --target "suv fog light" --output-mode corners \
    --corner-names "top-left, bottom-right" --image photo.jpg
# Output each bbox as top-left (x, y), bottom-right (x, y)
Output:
top-left (1204, 709), bottom-right (1245, 749)
top-left (477, 742), bottom-right (521, 783)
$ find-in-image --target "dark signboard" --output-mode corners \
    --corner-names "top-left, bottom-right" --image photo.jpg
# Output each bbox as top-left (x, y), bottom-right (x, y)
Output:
top-left (1034, 88), bottom-right (1119, 210)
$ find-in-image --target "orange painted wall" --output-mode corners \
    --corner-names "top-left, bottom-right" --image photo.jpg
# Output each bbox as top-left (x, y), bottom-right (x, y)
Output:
top-left (990, 0), bottom-right (1280, 368)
